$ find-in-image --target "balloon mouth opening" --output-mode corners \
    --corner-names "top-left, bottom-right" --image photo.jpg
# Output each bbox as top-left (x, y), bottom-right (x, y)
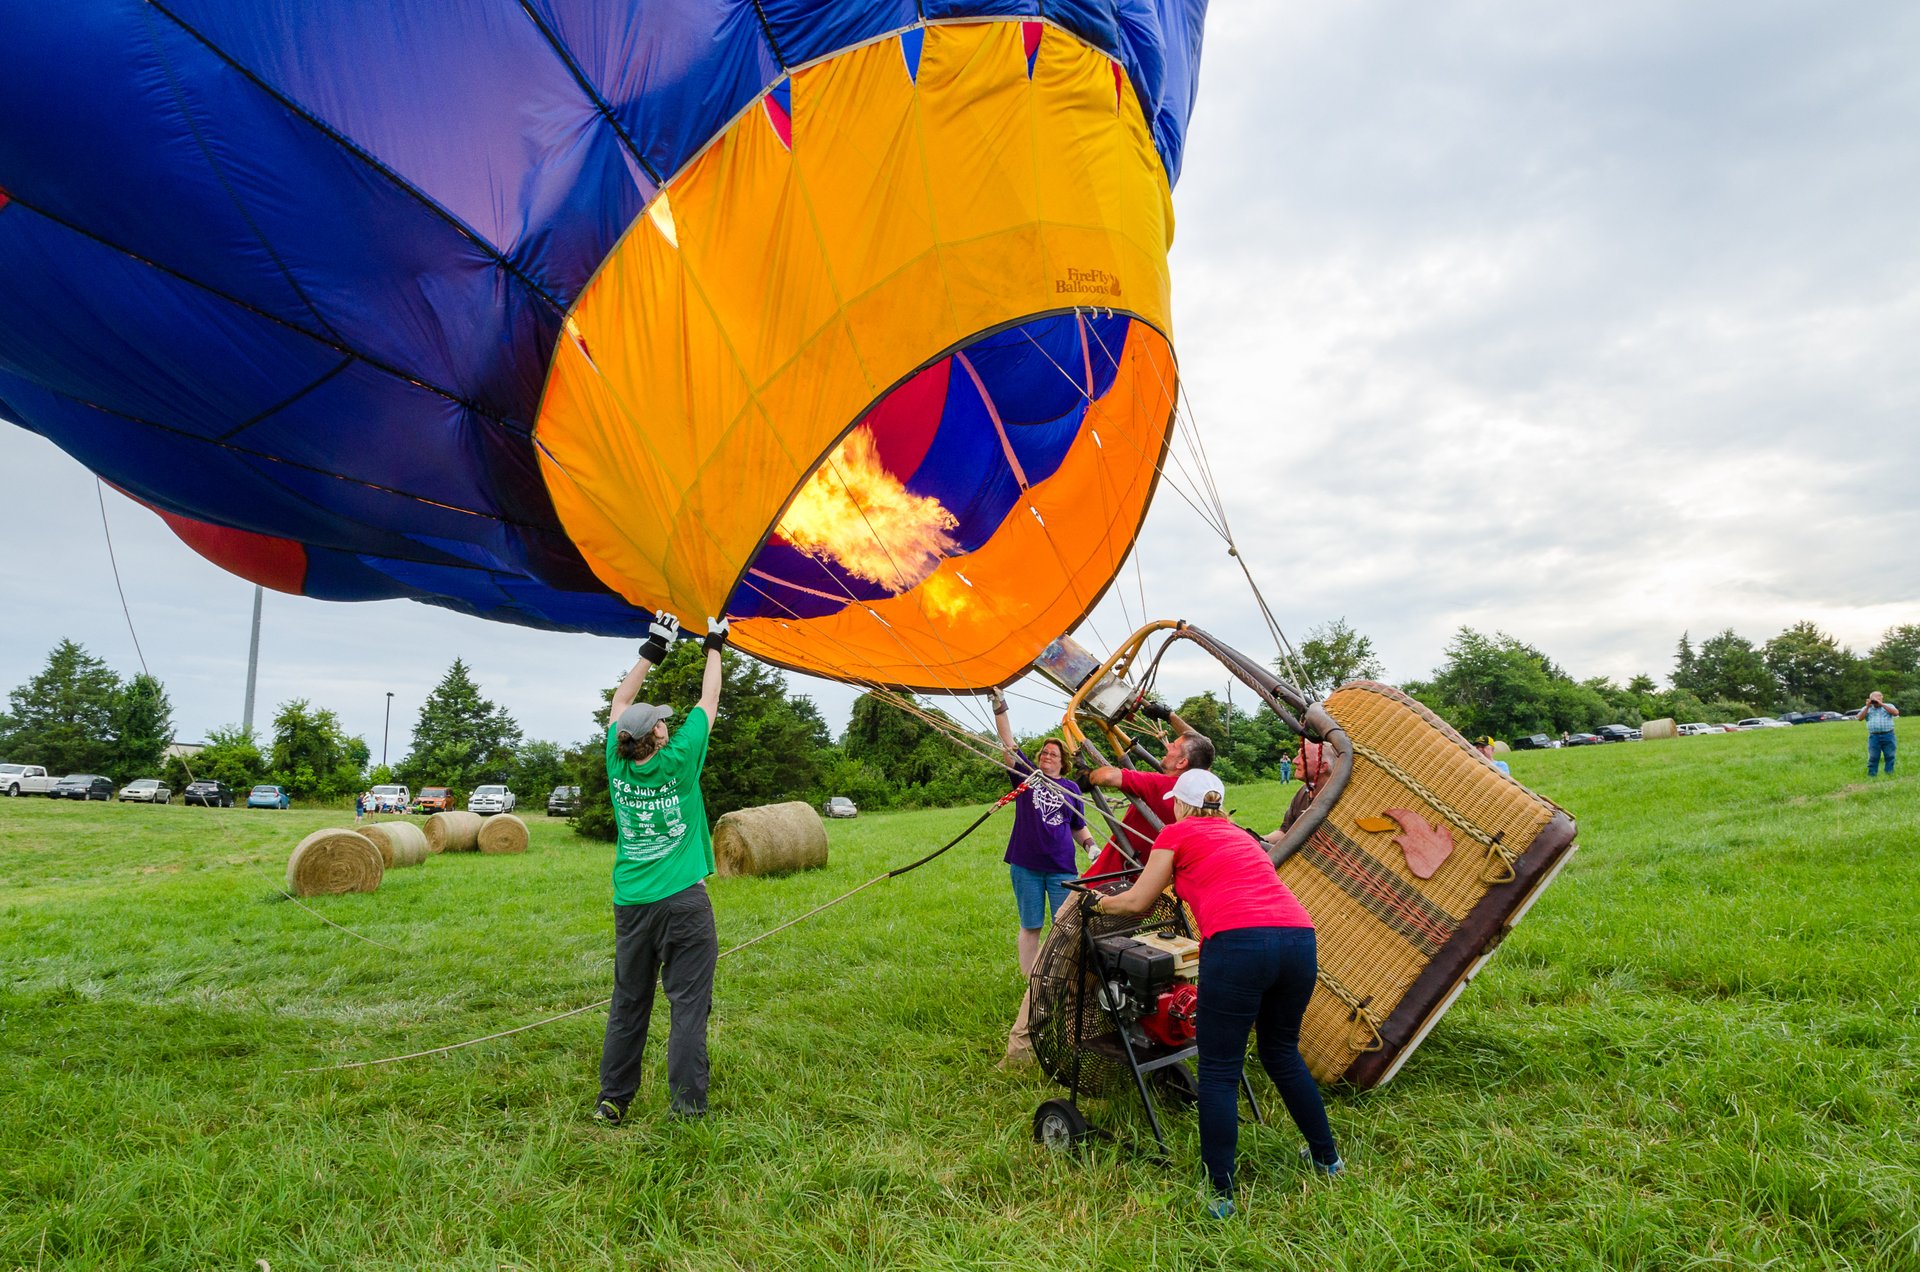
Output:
top-left (728, 310), bottom-right (1147, 627)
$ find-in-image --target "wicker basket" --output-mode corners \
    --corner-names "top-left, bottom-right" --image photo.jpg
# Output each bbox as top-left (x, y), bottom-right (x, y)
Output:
top-left (1284, 681), bottom-right (1578, 1088)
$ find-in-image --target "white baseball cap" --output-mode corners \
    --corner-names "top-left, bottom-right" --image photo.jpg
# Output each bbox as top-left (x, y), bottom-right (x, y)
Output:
top-left (1171, 768), bottom-right (1225, 809)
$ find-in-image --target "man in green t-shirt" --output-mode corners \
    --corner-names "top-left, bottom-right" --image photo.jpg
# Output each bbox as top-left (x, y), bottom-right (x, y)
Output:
top-left (595, 612), bottom-right (727, 1124)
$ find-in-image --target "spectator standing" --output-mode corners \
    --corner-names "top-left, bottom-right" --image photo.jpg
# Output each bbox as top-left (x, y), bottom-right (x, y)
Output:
top-left (1856, 692), bottom-right (1901, 777)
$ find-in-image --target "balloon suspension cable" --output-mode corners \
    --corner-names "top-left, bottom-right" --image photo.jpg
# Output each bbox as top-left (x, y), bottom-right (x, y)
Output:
top-left (1062, 317), bottom-right (1317, 696)
top-left (292, 783), bottom-right (1026, 1073)
top-left (92, 481), bottom-right (405, 952)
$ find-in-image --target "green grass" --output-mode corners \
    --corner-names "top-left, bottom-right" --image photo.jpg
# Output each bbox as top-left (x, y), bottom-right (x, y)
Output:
top-left (3, 723), bottom-right (1917, 1269)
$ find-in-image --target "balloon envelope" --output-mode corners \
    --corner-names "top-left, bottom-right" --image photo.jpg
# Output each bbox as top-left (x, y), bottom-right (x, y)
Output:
top-left (0, 2), bottom-right (1207, 690)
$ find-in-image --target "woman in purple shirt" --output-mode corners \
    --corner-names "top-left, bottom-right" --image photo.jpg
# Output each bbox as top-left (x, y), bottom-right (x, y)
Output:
top-left (992, 689), bottom-right (1095, 978)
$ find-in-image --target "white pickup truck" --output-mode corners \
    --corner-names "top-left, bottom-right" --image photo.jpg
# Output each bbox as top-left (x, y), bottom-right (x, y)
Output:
top-left (1, 763), bottom-right (60, 797)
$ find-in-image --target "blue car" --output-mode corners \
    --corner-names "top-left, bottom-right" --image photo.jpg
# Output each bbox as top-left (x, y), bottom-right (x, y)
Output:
top-left (247, 784), bottom-right (291, 810)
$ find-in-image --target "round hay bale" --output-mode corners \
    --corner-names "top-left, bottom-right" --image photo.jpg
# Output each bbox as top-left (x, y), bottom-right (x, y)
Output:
top-left (361, 820), bottom-right (430, 868)
top-left (423, 810), bottom-right (484, 853)
top-left (712, 801), bottom-right (828, 878)
top-left (1641, 717), bottom-right (1678, 740)
top-left (477, 813), bottom-right (529, 855)
top-left (286, 828), bottom-right (384, 896)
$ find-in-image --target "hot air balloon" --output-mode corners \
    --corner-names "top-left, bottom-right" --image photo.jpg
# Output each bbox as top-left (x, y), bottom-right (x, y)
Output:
top-left (0, 2), bottom-right (1207, 690)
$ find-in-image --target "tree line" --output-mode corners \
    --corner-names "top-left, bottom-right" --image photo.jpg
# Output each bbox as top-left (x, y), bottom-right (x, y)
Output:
top-left (8, 616), bottom-right (1912, 820)
top-left (1404, 622), bottom-right (1918, 743)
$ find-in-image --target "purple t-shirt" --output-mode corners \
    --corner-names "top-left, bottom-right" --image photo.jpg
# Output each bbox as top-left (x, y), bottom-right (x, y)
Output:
top-left (1003, 750), bottom-right (1087, 875)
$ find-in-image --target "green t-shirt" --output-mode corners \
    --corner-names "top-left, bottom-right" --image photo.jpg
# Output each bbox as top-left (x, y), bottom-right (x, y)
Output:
top-left (605, 707), bottom-right (714, 905)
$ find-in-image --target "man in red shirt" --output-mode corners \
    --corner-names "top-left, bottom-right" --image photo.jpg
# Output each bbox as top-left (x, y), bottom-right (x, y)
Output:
top-left (1081, 703), bottom-right (1214, 877)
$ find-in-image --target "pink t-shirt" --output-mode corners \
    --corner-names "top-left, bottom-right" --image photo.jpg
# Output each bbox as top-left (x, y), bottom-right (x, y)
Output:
top-left (1084, 768), bottom-right (1178, 878)
top-left (1154, 815), bottom-right (1313, 939)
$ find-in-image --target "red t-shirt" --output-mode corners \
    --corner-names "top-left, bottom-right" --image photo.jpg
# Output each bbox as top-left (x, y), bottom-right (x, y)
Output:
top-left (1154, 815), bottom-right (1313, 939)
top-left (1084, 768), bottom-right (1178, 878)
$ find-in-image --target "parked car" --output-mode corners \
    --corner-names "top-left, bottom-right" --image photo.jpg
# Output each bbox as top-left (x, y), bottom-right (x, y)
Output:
top-left (183, 780), bottom-right (234, 807)
top-left (547, 785), bottom-right (580, 816)
top-left (1782, 711), bottom-right (1848, 724)
top-left (1811, 711), bottom-right (1850, 722)
top-left (1510, 734), bottom-right (1554, 751)
top-left (369, 784), bottom-right (411, 813)
top-left (1594, 724), bottom-right (1639, 743)
top-left (1676, 722), bottom-right (1722, 736)
top-left (468, 784), bottom-right (516, 815)
top-left (52, 774), bottom-right (114, 800)
top-left (119, 778), bottom-right (172, 804)
top-left (412, 786), bottom-right (452, 813)
top-left (1735, 717), bottom-right (1793, 730)
top-left (0, 763), bottom-right (60, 797)
top-left (1564, 733), bottom-right (1605, 747)
top-left (822, 796), bottom-right (859, 819)
top-left (247, 784), bottom-right (291, 809)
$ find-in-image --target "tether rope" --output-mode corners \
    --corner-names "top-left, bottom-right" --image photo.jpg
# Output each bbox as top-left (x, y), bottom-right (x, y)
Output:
top-left (291, 786), bottom-right (1025, 1073)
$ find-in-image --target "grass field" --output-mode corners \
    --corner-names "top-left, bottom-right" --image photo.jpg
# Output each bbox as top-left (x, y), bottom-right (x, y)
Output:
top-left (3, 722), bottom-right (1917, 1269)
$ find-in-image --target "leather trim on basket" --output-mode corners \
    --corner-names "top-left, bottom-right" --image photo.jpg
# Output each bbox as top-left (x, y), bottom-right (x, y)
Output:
top-left (1337, 809), bottom-right (1579, 1089)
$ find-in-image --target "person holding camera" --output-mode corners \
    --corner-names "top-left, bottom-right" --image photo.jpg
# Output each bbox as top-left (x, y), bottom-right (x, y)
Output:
top-left (1856, 691), bottom-right (1901, 777)
top-left (595, 612), bottom-right (729, 1125)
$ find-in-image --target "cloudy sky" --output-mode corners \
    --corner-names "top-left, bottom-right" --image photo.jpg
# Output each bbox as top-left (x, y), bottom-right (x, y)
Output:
top-left (3, 2), bottom-right (1915, 757)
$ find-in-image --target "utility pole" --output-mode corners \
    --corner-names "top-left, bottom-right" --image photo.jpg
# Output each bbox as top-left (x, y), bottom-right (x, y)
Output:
top-left (242, 584), bottom-right (263, 737)
top-left (383, 692), bottom-right (395, 768)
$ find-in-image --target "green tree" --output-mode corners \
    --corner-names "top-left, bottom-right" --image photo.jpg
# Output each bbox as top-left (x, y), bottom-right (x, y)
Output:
top-left (1286, 618), bottom-right (1385, 693)
top-left (109, 672), bottom-right (174, 782)
top-left (1866, 624), bottom-right (1920, 707)
top-left (1690, 630), bottom-right (1775, 711)
top-left (398, 659), bottom-right (523, 793)
top-left (164, 724), bottom-right (265, 792)
top-left (1673, 632), bottom-right (1699, 695)
top-left (0, 639), bottom-right (122, 775)
top-left (1762, 622), bottom-right (1856, 709)
top-left (1409, 629), bottom-right (1558, 740)
top-left (267, 700), bottom-right (366, 799)
top-left (840, 685), bottom-right (1002, 810)
top-left (504, 739), bottom-right (576, 806)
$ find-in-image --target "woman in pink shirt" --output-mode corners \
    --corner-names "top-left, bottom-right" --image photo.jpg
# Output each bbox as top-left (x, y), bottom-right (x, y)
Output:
top-left (1097, 768), bottom-right (1342, 1216)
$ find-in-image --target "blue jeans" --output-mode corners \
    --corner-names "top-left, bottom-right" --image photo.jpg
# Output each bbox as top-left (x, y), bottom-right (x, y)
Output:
top-left (1196, 926), bottom-right (1339, 1193)
top-left (1009, 864), bottom-right (1074, 929)
top-left (1868, 730), bottom-right (1896, 776)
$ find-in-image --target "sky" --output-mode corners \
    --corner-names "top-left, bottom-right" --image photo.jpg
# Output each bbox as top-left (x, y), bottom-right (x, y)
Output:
top-left (3, 1), bottom-right (1916, 759)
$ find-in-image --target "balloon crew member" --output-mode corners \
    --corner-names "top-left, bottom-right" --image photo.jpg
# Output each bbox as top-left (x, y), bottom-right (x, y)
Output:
top-left (1081, 699), bottom-right (1213, 876)
top-left (990, 688), bottom-right (1095, 1066)
top-left (990, 688), bottom-right (1096, 974)
top-left (595, 613), bottom-right (729, 1124)
top-left (1097, 769), bottom-right (1342, 1217)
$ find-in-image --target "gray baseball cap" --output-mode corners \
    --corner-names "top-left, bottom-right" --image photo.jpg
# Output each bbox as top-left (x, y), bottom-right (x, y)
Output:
top-left (616, 702), bottom-right (674, 738)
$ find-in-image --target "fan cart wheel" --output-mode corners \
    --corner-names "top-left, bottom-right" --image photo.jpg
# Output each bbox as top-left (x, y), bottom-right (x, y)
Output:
top-left (1153, 1063), bottom-right (1200, 1108)
top-left (1032, 1099), bottom-right (1093, 1151)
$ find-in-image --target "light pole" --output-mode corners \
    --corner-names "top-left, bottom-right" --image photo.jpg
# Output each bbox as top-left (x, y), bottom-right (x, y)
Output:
top-left (382, 692), bottom-right (394, 769)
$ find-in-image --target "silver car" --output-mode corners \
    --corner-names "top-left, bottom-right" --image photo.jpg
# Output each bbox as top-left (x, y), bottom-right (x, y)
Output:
top-left (119, 778), bottom-right (172, 803)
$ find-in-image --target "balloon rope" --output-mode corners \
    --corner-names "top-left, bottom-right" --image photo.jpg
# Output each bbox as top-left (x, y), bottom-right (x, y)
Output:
top-left (92, 481), bottom-right (406, 952)
top-left (1073, 316), bottom-right (1315, 693)
top-left (291, 788), bottom-right (1023, 1073)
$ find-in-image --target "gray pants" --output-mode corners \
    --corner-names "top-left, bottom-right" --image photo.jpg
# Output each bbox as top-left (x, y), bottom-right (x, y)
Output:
top-left (599, 882), bottom-right (718, 1115)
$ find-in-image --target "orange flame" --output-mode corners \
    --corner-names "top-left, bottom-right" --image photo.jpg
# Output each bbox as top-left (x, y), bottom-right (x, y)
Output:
top-left (777, 428), bottom-right (963, 598)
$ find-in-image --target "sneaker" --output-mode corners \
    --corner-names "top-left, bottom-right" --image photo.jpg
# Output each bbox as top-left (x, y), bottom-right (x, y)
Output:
top-left (1203, 1193), bottom-right (1236, 1220)
top-left (593, 1099), bottom-right (625, 1126)
top-left (1299, 1148), bottom-right (1344, 1176)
